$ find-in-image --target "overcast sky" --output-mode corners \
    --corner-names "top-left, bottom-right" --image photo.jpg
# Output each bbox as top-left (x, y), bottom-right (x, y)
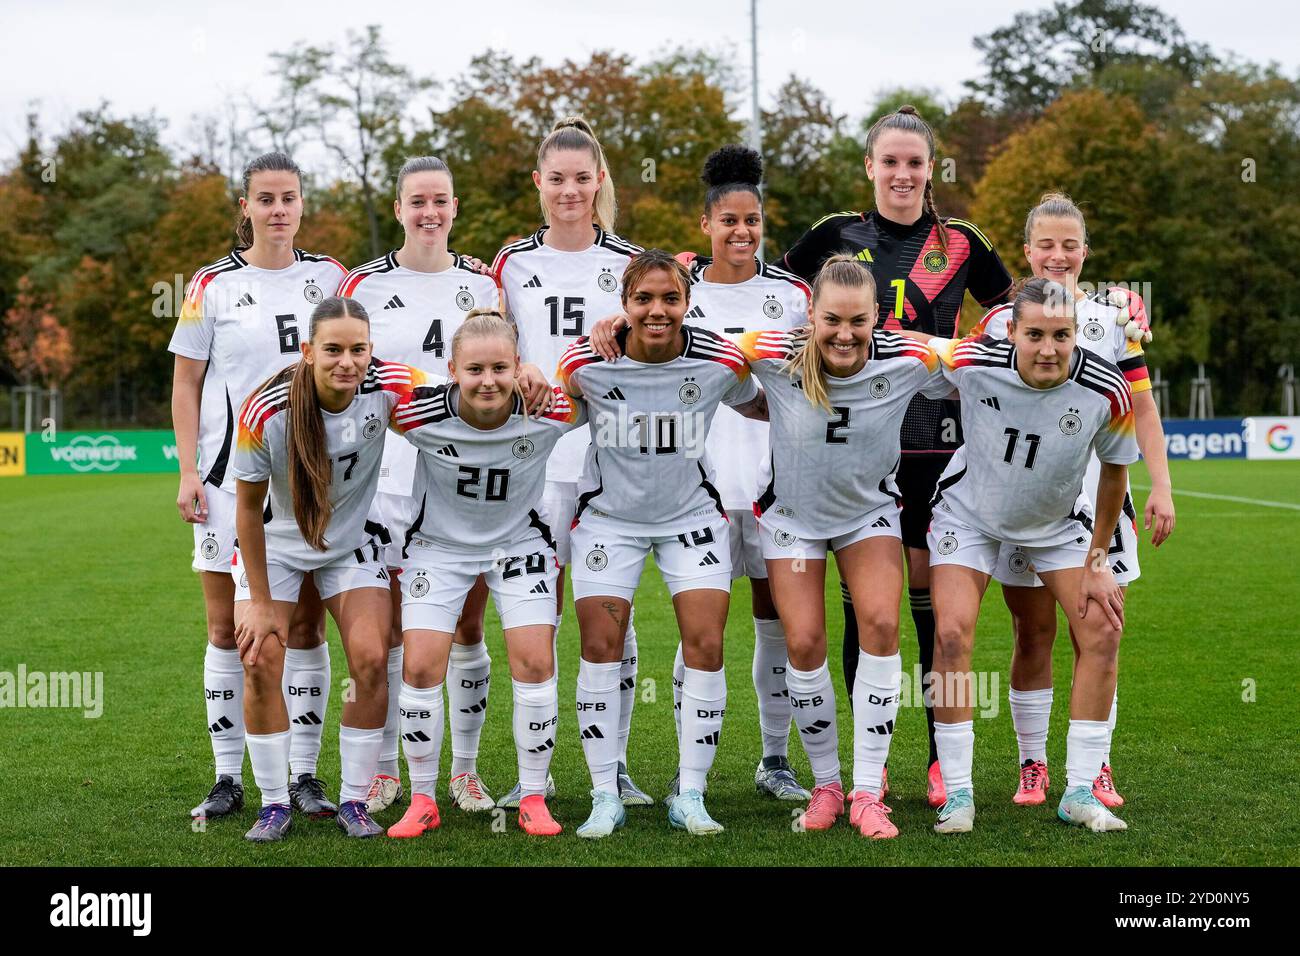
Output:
top-left (0, 0), bottom-right (1294, 161)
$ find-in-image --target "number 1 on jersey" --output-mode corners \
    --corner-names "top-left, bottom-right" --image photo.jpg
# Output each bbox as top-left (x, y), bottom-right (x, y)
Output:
top-left (890, 279), bottom-right (906, 321)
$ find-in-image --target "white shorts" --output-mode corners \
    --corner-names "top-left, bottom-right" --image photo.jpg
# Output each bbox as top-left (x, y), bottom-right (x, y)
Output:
top-left (568, 512), bottom-right (733, 601)
top-left (927, 508), bottom-right (1090, 579)
top-left (192, 486), bottom-right (237, 573)
top-left (540, 480), bottom-right (579, 566)
top-left (758, 500), bottom-right (902, 562)
top-left (991, 499), bottom-right (1141, 588)
top-left (233, 541), bottom-right (390, 603)
top-left (400, 544), bottom-right (560, 633)
top-left (727, 509), bottom-right (766, 580)
top-left (370, 491), bottom-right (417, 569)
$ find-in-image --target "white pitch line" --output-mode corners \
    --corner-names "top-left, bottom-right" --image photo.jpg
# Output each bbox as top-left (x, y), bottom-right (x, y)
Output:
top-left (1132, 484), bottom-right (1300, 511)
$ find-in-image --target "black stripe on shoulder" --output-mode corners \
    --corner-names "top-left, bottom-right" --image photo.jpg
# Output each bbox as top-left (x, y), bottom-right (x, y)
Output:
top-left (871, 329), bottom-right (925, 359)
top-left (491, 230), bottom-right (545, 272)
top-left (395, 382), bottom-right (455, 427)
top-left (953, 338), bottom-right (1015, 367)
top-left (196, 252), bottom-right (246, 279)
top-left (596, 229), bottom-right (643, 258)
top-left (757, 260), bottom-right (811, 293)
top-left (688, 256), bottom-right (713, 284)
top-left (682, 325), bottom-right (745, 364)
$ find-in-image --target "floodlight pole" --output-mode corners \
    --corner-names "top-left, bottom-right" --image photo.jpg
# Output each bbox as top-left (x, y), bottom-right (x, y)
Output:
top-left (750, 0), bottom-right (764, 262)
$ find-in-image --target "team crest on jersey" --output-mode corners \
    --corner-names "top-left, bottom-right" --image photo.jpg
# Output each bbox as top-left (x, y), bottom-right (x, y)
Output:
top-left (512, 438), bottom-right (535, 459)
top-left (456, 286), bottom-right (475, 311)
top-left (936, 533), bottom-right (958, 555)
top-left (1082, 321), bottom-right (1106, 342)
top-left (303, 280), bottom-right (324, 304)
top-left (586, 547), bottom-right (609, 571)
top-left (200, 535), bottom-right (220, 561)
top-left (409, 573), bottom-right (431, 598)
top-left (1059, 410), bottom-right (1083, 435)
top-left (362, 415), bottom-right (383, 440)
top-left (923, 250), bottom-right (948, 274)
top-left (869, 375), bottom-right (891, 399)
top-left (679, 378), bottom-right (701, 405)
top-left (762, 295), bottom-right (784, 320)
top-left (597, 269), bottom-right (619, 294)
top-left (1008, 550), bottom-right (1030, 575)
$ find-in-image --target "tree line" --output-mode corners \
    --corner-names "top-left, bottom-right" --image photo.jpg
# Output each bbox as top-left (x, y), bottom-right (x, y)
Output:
top-left (1, 0), bottom-right (1297, 425)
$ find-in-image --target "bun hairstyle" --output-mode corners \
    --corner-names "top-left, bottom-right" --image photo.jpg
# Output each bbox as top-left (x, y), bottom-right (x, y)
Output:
top-left (451, 307), bottom-right (519, 360)
top-left (863, 104), bottom-right (947, 253)
top-left (236, 151), bottom-right (302, 249)
top-left (701, 144), bottom-right (764, 215)
top-left (396, 155), bottom-right (453, 201)
top-left (1023, 191), bottom-right (1088, 246)
top-left (537, 116), bottom-right (617, 232)
top-left (791, 254), bottom-right (878, 412)
top-left (284, 295), bottom-right (370, 550)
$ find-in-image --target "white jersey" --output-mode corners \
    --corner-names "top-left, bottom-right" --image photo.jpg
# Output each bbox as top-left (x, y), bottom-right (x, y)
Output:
top-left (339, 251), bottom-right (502, 496)
top-left (168, 249), bottom-right (347, 493)
top-left (975, 294), bottom-right (1151, 538)
top-left (391, 385), bottom-right (585, 560)
top-left (233, 359), bottom-right (425, 570)
top-left (931, 336), bottom-right (1139, 546)
top-left (738, 329), bottom-right (949, 539)
top-left (686, 256), bottom-right (810, 509)
top-left (558, 326), bottom-right (759, 536)
top-left (492, 226), bottom-right (642, 482)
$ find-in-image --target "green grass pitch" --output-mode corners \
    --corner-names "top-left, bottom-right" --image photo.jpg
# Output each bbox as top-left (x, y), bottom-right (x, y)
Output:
top-left (2, 459), bottom-right (1297, 866)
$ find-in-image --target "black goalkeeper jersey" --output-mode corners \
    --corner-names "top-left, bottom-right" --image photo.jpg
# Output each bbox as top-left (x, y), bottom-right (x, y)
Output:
top-left (779, 210), bottom-right (1013, 453)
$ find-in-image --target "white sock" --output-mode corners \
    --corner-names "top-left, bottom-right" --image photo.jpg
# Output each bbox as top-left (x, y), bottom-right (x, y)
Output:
top-left (283, 644), bottom-right (329, 778)
top-left (751, 617), bottom-right (790, 759)
top-left (672, 642), bottom-right (685, 743)
top-left (513, 676), bottom-right (558, 796)
top-left (338, 725), bottom-right (384, 803)
top-left (577, 659), bottom-right (622, 794)
top-left (448, 641), bottom-right (491, 776)
top-left (1009, 686), bottom-right (1053, 764)
top-left (378, 646), bottom-right (403, 779)
top-left (786, 662), bottom-right (839, 787)
top-left (852, 650), bottom-right (901, 796)
top-left (1067, 719), bottom-right (1110, 789)
top-left (204, 643), bottom-right (244, 782)
top-left (246, 730), bottom-right (290, 807)
top-left (679, 666), bottom-right (726, 793)
top-left (618, 611), bottom-right (637, 765)
top-left (1103, 691), bottom-right (1118, 766)
top-left (399, 682), bottom-right (444, 798)
top-left (934, 720), bottom-right (975, 794)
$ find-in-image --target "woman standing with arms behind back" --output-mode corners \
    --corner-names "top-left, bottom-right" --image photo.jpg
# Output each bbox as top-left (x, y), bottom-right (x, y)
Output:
top-left (171, 152), bottom-right (347, 823)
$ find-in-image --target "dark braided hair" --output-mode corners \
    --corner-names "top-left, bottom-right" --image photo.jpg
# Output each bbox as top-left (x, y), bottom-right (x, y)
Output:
top-left (863, 105), bottom-right (947, 253)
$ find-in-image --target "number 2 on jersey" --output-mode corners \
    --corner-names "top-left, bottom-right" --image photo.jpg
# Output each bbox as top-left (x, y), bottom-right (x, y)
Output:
top-left (545, 296), bottom-right (584, 336)
top-left (825, 406), bottom-right (850, 444)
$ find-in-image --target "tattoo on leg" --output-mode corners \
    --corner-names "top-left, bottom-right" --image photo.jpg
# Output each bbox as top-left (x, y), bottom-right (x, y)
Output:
top-left (601, 601), bottom-right (627, 632)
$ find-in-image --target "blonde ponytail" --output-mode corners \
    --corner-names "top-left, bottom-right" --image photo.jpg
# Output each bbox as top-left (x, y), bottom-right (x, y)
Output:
top-left (537, 116), bottom-right (617, 232)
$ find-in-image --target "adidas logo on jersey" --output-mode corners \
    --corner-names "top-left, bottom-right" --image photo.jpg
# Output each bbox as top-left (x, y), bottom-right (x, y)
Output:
top-left (235, 292), bottom-right (257, 307)
top-left (603, 387), bottom-right (626, 401)
top-left (435, 444), bottom-right (459, 457)
top-left (980, 396), bottom-right (1001, 410)
top-left (523, 275), bottom-right (543, 288)
top-left (870, 516), bottom-right (891, 528)
top-left (529, 580), bottom-right (550, 595)
top-left (685, 305), bottom-right (706, 320)
top-left (697, 551), bottom-right (721, 567)
top-left (383, 295), bottom-right (405, 310)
